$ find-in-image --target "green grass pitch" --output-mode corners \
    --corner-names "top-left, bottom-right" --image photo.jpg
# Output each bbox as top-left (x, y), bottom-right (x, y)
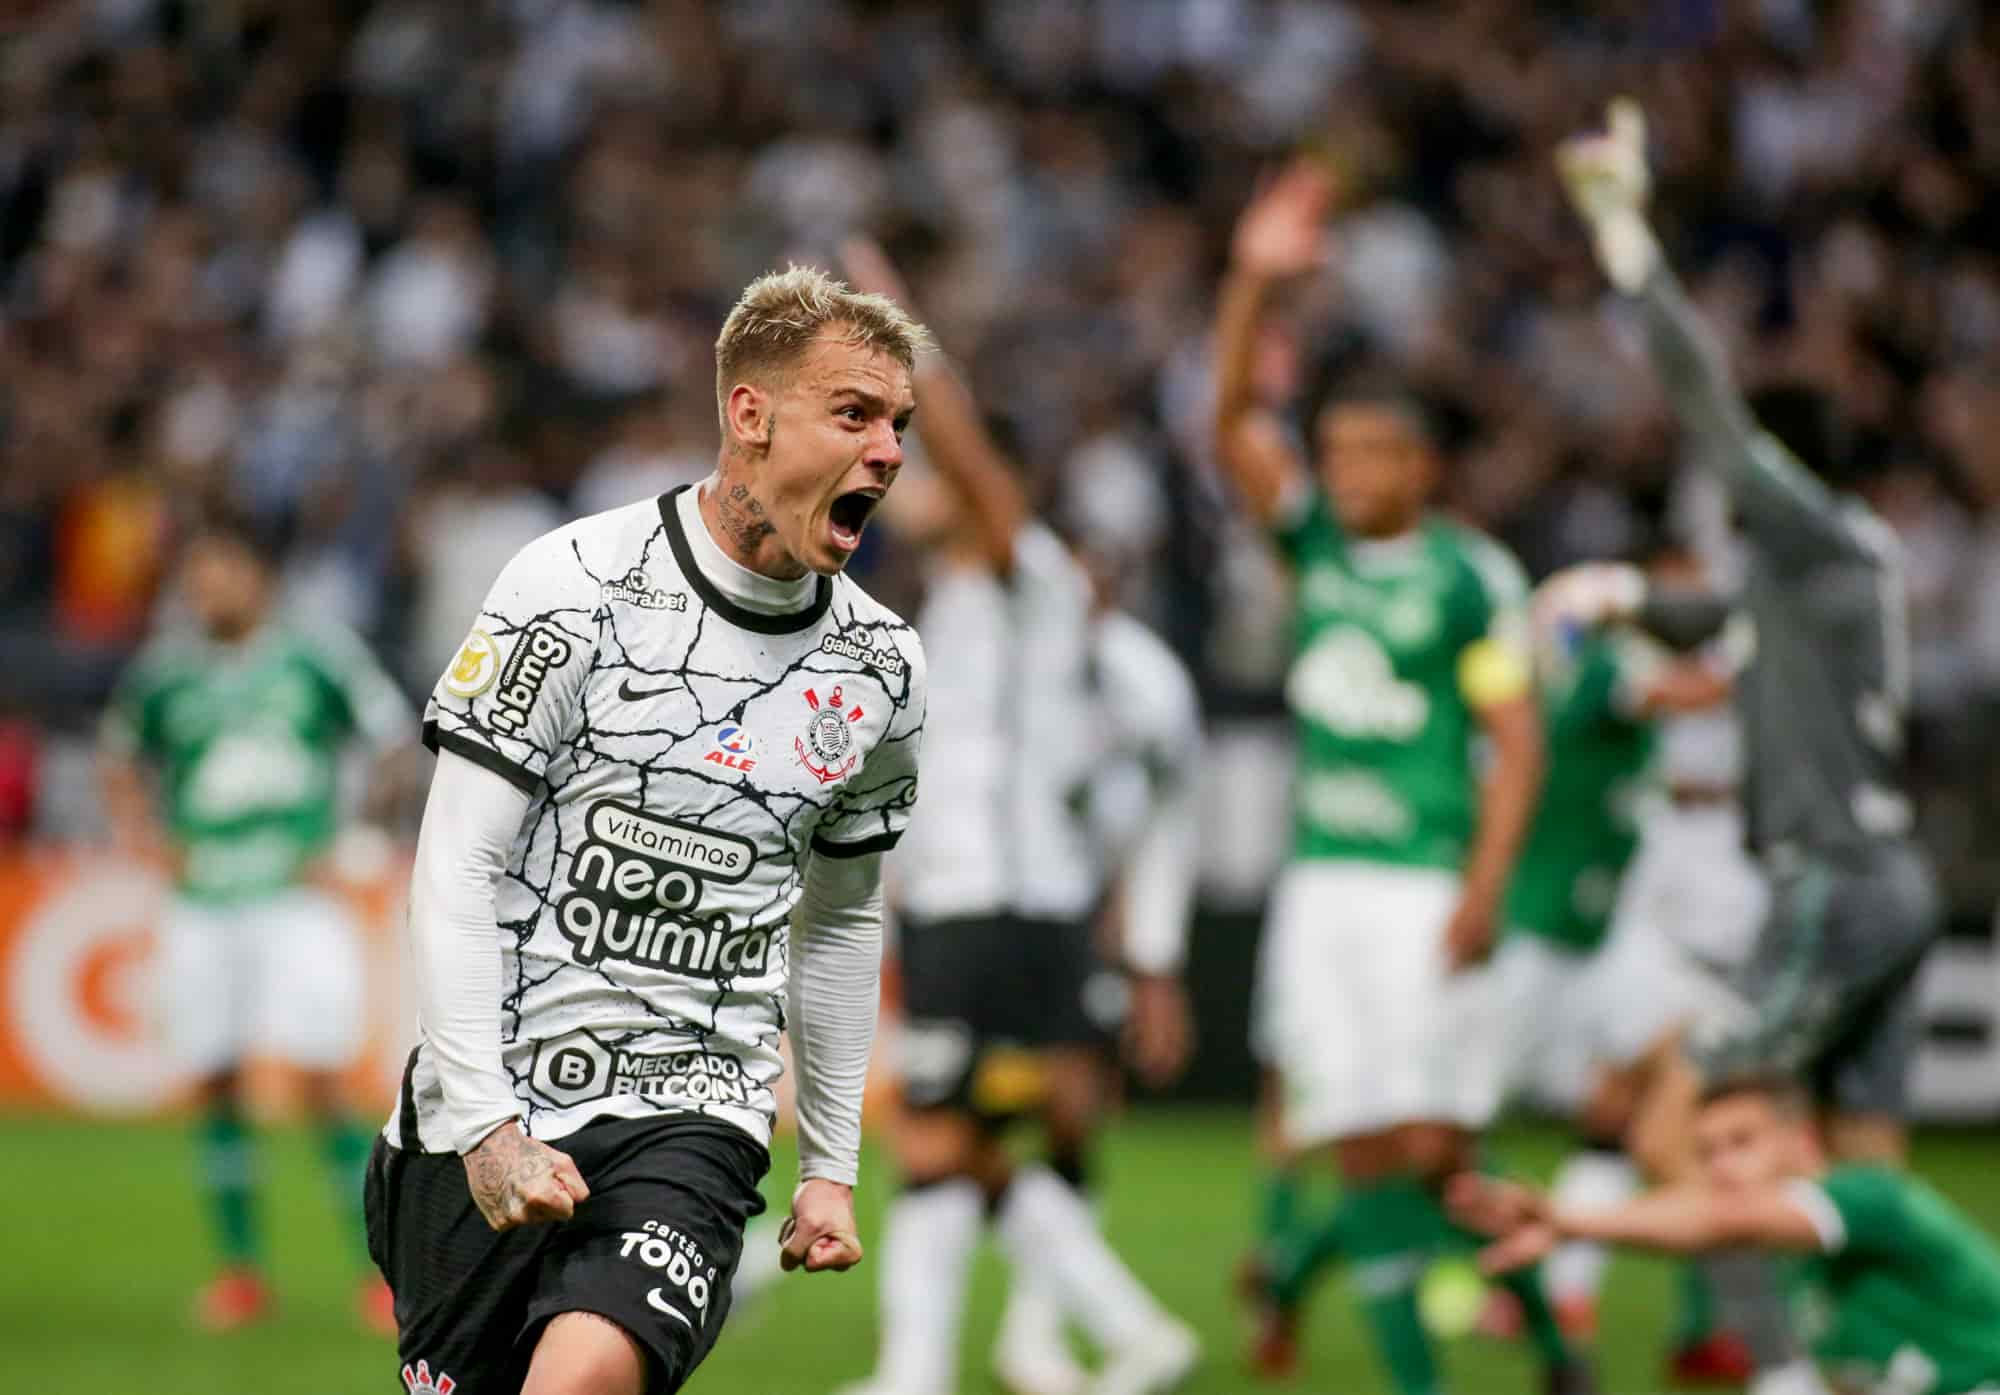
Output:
top-left (6, 1109), bottom-right (1999, 1393)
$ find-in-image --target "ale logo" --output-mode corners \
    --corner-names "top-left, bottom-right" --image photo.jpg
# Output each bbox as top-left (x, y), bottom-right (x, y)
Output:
top-left (705, 724), bottom-right (756, 773)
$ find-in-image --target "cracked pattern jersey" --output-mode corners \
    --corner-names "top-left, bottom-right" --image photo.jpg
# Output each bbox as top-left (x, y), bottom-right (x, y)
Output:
top-left (391, 485), bottom-right (926, 1153)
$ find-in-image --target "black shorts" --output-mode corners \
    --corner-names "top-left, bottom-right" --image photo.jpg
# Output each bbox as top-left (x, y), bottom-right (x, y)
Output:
top-left (896, 912), bottom-right (1117, 1117)
top-left (364, 1115), bottom-right (769, 1394)
top-left (1690, 841), bottom-right (1941, 1117)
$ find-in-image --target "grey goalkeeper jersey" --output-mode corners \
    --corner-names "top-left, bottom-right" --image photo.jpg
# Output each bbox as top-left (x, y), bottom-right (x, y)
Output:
top-left (1634, 270), bottom-right (1914, 859)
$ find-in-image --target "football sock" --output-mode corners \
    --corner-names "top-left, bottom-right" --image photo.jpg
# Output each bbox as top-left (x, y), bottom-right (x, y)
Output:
top-left (1671, 1260), bottom-right (1717, 1348)
top-left (1433, 1170), bottom-right (1576, 1370)
top-left (994, 1153), bottom-right (1092, 1369)
top-left (319, 1117), bottom-right (372, 1264)
top-left (197, 1107), bottom-right (262, 1269)
top-left (995, 1164), bottom-right (1168, 1352)
top-left (1338, 1177), bottom-right (1442, 1395)
top-left (1269, 1188), bottom-right (1347, 1306)
top-left (1704, 1248), bottom-right (1810, 1375)
top-left (874, 1178), bottom-right (983, 1395)
top-left (1258, 1166), bottom-right (1303, 1254)
top-left (1545, 1146), bottom-right (1638, 1306)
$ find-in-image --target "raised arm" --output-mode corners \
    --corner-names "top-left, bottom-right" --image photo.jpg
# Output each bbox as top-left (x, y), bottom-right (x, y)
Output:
top-left (838, 238), bottom-right (1028, 573)
top-left (1558, 101), bottom-right (1861, 567)
top-left (1212, 161), bottom-right (1336, 526)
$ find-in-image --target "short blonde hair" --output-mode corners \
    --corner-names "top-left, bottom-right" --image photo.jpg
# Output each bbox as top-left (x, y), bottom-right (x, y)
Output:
top-left (714, 265), bottom-right (932, 427)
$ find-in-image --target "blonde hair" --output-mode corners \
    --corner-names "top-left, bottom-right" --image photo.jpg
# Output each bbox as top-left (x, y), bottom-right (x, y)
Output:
top-left (714, 265), bottom-right (932, 428)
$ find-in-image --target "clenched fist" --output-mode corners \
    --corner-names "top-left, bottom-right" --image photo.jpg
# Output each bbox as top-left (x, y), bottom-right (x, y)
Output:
top-left (462, 1122), bottom-right (590, 1231)
top-left (779, 1178), bottom-right (864, 1274)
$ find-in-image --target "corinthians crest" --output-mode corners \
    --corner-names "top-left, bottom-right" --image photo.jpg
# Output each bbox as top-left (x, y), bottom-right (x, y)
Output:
top-left (796, 685), bottom-right (862, 785)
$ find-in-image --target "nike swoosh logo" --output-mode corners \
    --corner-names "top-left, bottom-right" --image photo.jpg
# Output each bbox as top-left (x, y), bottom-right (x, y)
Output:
top-left (646, 1288), bottom-right (694, 1328)
top-left (618, 677), bottom-right (684, 702)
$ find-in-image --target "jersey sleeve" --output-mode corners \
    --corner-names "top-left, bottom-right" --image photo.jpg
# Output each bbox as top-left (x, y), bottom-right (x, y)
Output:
top-left (309, 620), bottom-right (419, 755)
top-left (1788, 1167), bottom-right (1908, 1257)
top-left (1456, 534), bottom-right (1535, 709)
top-left (422, 530), bottom-right (600, 797)
top-left (1267, 488), bottom-right (1339, 568)
top-left (1639, 269), bottom-right (1865, 571)
top-left (811, 631), bottom-right (927, 858)
top-left (99, 652), bottom-right (156, 761)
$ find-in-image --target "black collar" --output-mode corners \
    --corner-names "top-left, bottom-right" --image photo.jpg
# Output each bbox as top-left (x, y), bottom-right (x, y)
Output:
top-left (658, 485), bottom-right (832, 635)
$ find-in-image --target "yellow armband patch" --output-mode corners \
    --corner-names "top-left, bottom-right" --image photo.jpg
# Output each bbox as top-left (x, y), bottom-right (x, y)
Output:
top-left (1459, 637), bottom-right (1532, 708)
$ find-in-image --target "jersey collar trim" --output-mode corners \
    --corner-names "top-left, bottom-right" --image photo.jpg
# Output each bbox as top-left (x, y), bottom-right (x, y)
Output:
top-left (659, 485), bottom-right (832, 635)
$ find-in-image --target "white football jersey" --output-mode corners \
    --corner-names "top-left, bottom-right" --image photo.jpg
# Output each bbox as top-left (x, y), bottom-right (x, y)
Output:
top-left (393, 486), bottom-right (926, 1151)
top-left (895, 524), bottom-right (1101, 922)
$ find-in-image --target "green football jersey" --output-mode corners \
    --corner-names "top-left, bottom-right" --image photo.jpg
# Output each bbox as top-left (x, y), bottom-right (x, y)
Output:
top-left (1503, 634), bottom-right (1656, 953)
top-left (1787, 1166), bottom-right (2000, 1395)
top-left (103, 620), bottom-right (414, 902)
top-left (1274, 493), bottom-right (1532, 871)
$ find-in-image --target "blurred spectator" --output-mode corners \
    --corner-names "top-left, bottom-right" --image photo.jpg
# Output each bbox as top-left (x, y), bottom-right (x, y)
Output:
top-left (0, 0), bottom-right (1993, 929)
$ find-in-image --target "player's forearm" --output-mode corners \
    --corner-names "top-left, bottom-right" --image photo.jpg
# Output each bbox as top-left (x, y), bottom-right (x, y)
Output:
top-left (1464, 699), bottom-right (1544, 911)
top-left (1121, 776), bottom-right (1199, 975)
top-left (410, 752), bottom-right (532, 1153)
top-left (1213, 267), bottom-right (1277, 440)
top-left (908, 355), bottom-right (1027, 572)
top-left (788, 852), bottom-right (885, 1187)
top-left (1638, 266), bottom-right (1762, 463)
top-left (1556, 1186), bottom-right (1818, 1255)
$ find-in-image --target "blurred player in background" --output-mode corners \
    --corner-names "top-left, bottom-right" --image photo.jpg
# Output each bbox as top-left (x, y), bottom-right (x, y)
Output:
top-left (1213, 164), bottom-right (1591, 1395)
top-left (1548, 543), bottom-right (1771, 1386)
top-left (367, 268), bottom-right (930, 1395)
top-left (837, 238), bottom-right (1200, 1395)
top-left (1542, 101), bottom-right (1943, 1395)
top-left (1451, 1074), bottom-right (2000, 1395)
top-left (1486, 560), bottom-right (1763, 1382)
top-left (99, 505), bottom-right (417, 1332)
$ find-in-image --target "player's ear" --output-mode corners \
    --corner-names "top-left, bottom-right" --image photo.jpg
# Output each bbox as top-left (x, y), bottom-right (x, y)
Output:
top-left (725, 382), bottom-right (773, 453)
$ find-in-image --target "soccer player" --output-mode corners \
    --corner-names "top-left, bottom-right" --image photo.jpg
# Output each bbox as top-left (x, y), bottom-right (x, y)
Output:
top-left (99, 506), bottom-right (417, 1331)
top-left (1542, 100), bottom-right (1943, 1394)
top-left (1448, 1075), bottom-right (2000, 1395)
top-left (1214, 163), bottom-right (1591, 1395)
top-left (834, 238), bottom-right (1199, 1395)
top-left (364, 268), bottom-right (930, 1395)
top-left (1486, 600), bottom-right (1747, 1364)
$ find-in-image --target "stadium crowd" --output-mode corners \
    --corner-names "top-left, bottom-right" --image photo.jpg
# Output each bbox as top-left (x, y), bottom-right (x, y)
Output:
top-left (0, 0), bottom-right (1997, 926)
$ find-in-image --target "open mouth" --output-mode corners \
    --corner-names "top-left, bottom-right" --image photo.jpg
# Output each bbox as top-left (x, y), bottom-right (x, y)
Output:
top-left (828, 489), bottom-right (882, 552)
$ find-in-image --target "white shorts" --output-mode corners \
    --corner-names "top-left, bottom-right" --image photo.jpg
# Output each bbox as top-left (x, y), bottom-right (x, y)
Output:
top-left (1611, 803), bottom-right (1767, 972)
top-left (1488, 929), bottom-right (1742, 1114)
top-left (156, 886), bottom-right (367, 1075)
top-left (1253, 860), bottom-right (1505, 1145)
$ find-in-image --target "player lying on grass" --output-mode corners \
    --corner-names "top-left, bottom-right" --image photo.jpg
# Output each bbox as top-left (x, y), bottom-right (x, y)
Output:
top-left (365, 266), bottom-right (929, 1395)
top-left (1449, 1075), bottom-right (2000, 1395)
top-left (1544, 98), bottom-right (1942, 1395)
top-left (1213, 158), bottom-right (1594, 1395)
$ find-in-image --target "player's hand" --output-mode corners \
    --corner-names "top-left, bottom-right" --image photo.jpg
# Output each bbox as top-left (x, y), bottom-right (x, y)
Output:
top-left (1555, 99), bottom-right (1659, 292)
top-left (1444, 1172), bottom-right (1552, 1238)
top-left (1532, 563), bottom-right (1646, 638)
top-left (838, 237), bottom-right (916, 310)
top-left (1476, 1219), bottom-right (1561, 1276)
top-left (1441, 896), bottom-right (1497, 973)
top-left (462, 1122), bottom-right (589, 1232)
top-left (1230, 159), bottom-right (1337, 281)
top-left (1123, 973), bottom-right (1195, 1089)
top-left (780, 1178), bottom-right (864, 1274)
top-left (1555, 98), bottom-right (1650, 227)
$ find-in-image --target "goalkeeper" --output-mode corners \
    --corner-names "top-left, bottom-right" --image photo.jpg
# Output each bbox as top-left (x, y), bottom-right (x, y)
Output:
top-left (1539, 101), bottom-right (1942, 1395)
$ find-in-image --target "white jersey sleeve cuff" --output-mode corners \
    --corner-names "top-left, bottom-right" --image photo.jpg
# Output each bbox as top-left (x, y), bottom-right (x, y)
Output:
top-left (1783, 1180), bottom-right (1846, 1253)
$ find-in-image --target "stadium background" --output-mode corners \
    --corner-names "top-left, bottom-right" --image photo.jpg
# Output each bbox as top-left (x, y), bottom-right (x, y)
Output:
top-left (2, 0), bottom-right (1999, 1391)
